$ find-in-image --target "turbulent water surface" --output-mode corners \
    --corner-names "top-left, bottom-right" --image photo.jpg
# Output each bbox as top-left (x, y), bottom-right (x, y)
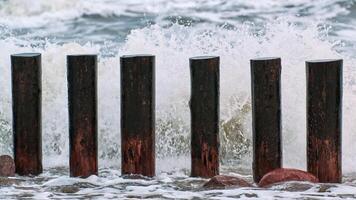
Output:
top-left (1, 0), bottom-right (356, 199)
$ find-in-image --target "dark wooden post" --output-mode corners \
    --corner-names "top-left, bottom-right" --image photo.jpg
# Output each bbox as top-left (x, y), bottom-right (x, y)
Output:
top-left (190, 56), bottom-right (219, 178)
top-left (12, 53), bottom-right (42, 176)
top-left (120, 55), bottom-right (155, 177)
top-left (67, 55), bottom-right (98, 178)
top-left (251, 57), bottom-right (282, 183)
top-left (306, 59), bottom-right (343, 183)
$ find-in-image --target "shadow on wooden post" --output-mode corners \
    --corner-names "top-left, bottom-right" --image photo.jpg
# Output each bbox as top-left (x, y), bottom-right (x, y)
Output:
top-left (121, 55), bottom-right (155, 177)
top-left (251, 57), bottom-right (282, 183)
top-left (306, 59), bottom-right (343, 183)
top-left (67, 55), bottom-right (98, 178)
top-left (190, 56), bottom-right (220, 178)
top-left (12, 53), bottom-right (43, 176)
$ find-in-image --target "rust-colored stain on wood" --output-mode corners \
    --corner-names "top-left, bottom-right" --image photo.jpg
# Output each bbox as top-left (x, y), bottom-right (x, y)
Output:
top-left (251, 58), bottom-right (282, 183)
top-left (307, 136), bottom-right (341, 182)
top-left (12, 53), bottom-right (42, 176)
top-left (191, 142), bottom-right (219, 178)
top-left (68, 55), bottom-right (98, 178)
top-left (190, 56), bottom-right (219, 178)
top-left (121, 55), bottom-right (155, 177)
top-left (121, 137), bottom-right (155, 177)
top-left (307, 59), bottom-right (342, 183)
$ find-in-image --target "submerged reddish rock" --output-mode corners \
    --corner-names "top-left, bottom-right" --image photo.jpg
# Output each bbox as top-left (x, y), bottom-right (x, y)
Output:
top-left (203, 175), bottom-right (253, 189)
top-left (0, 155), bottom-right (15, 177)
top-left (258, 168), bottom-right (319, 187)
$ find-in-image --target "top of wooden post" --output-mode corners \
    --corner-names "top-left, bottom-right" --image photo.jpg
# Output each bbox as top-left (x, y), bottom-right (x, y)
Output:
top-left (11, 53), bottom-right (41, 57)
top-left (190, 56), bottom-right (219, 60)
top-left (306, 59), bottom-right (342, 64)
top-left (121, 54), bottom-right (154, 58)
top-left (251, 57), bottom-right (280, 61)
top-left (67, 54), bottom-right (98, 57)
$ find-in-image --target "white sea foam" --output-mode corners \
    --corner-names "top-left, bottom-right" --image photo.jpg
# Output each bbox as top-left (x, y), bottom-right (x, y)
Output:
top-left (0, 0), bottom-right (352, 28)
top-left (0, 1), bottom-right (355, 198)
top-left (0, 21), bottom-right (355, 173)
top-left (0, 169), bottom-right (354, 199)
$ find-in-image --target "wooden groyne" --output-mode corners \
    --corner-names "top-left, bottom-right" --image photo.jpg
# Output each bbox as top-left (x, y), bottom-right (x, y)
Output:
top-left (67, 55), bottom-right (98, 178)
top-left (190, 56), bottom-right (220, 178)
top-left (251, 58), bottom-right (282, 183)
top-left (12, 53), bottom-right (42, 176)
top-left (306, 59), bottom-right (342, 183)
top-left (120, 55), bottom-right (156, 177)
top-left (9, 53), bottom-right (342, 183)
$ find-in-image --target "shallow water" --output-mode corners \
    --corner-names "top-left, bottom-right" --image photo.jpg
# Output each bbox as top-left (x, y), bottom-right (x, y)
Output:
top-left (1, 167), bottom-right (356, 199)
top-left (1, 0), bottom-right (356, 199)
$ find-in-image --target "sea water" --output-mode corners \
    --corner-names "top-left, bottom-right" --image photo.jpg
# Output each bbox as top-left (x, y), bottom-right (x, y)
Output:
top-left (0, 0), bottom-right (356, 199)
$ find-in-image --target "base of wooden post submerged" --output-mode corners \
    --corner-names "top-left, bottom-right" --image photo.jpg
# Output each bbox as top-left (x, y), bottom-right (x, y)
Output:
top-left (306, 59), bottom-right (342, 183)
top-left (120, 55), bottom-right (155, 177)
top-left (11, 53), bottom-right (43, 176)
top-left (67, 55), bottom-right (98, 178)
top-left (190, 56), bottom-right (220, 178)
top-left (251, 57), bottom-right (282, 183)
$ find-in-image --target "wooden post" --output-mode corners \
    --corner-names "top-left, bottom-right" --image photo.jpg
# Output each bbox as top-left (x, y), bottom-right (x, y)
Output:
top-left (120, 55), bottom-right (155, 177)
top-left (67, 55), bottom-right (98, 178)
top-left (190, 56), bottom-right (219, 178)
top-left (12, 53), bottom-right (42, 176)
top-left (306, 59), bottom-right (342, 183)
top-left (251, 57), bottom-right (282, 183)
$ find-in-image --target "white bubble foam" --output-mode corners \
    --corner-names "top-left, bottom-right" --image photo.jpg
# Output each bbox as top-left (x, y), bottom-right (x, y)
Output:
top-left (0, 20), bottom-right (355, 175)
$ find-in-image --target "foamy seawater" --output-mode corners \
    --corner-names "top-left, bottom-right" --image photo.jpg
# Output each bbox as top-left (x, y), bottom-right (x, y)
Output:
top-left (1, 0), bottom-right (356, 199)
top-left (1, 167), bottom-right (356, 199)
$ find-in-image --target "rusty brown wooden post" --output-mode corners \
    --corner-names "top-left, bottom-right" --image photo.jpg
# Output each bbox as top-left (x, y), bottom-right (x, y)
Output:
top-left (190, 56), bottom-right (219, 178)
top-left (306, 59), bottom-right (342, 183)
top-left (251, 57), bottom-right (282, 183)
top-left (121, 55), bottom-right (155, 177)
top-left (12, 53), bottom-right (42, 176)
top-left (67, 55), bottom-right (98, 178)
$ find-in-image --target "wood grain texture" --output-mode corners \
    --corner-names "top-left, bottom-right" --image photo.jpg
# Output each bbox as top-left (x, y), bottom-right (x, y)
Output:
top-left (12, 53), bottom-right (43, 176)
top-left (68, 55), bottom-right (98, 178)
top-left (251, 57), bottom-right (282, 183)
top-left (306, 59), bottom-right (342, 183)
top-left (121, 55), bottom-right (155, 177)
top-left (190, 56), bottom-right (220, 178)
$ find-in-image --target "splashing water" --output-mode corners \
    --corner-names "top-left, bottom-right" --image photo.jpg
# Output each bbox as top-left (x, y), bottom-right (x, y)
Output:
top-left (0, 0), bottom-right (356, 199)
top-left (0, 21), bottom-right (353, 170)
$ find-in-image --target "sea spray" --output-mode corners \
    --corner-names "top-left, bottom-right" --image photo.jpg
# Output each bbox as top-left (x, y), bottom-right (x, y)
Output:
top-left (0, 21), bottom-right (355, 174)
top-left (0, 0), bottom-right (355, 198)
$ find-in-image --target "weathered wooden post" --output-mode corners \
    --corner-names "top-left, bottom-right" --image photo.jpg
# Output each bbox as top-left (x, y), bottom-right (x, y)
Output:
top-left (120, 55), bottom-right (155, 177)
top-left (190, 56), bottom-right (219, 178)
top-left (67, 55), bottom-right (98, 178)
top-left (251, 57), bottom-right (282, 183)
top-left (306, 59), bottom-right (343, 183)
top-left (12, 53), bottom-right (42, 176)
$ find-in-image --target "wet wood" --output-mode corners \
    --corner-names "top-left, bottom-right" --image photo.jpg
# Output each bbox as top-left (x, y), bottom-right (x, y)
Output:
top-left (11, 53), bottom-right (43, 176)
top-left (251, 57), bottom-right (282, 183)
top-left (306, 59), bottom-right (342, 183)
top-left (190, 56), bottom-right (219, 178)
top-left (121, 55), bottom-right (155, 177)
top-left (67, 55), bottom-right (98, 178)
